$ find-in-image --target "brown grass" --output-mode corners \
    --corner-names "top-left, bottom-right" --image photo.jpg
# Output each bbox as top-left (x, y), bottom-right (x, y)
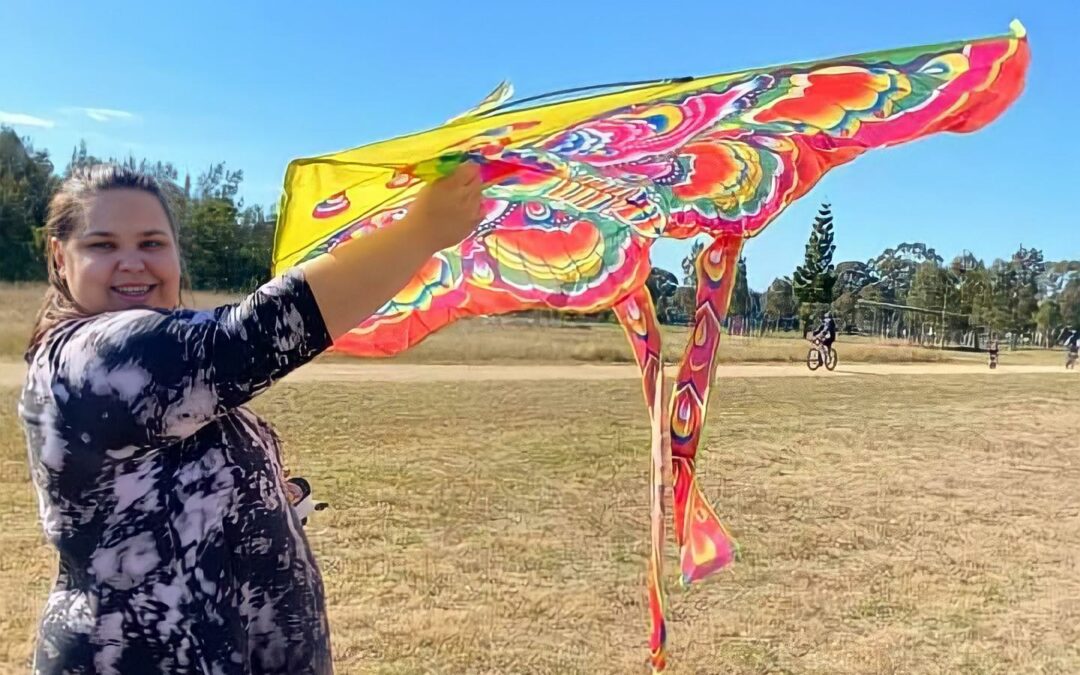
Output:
top-left (3, 372), bottom-right (1078, 673)
top-left (319, 320), bottom-right (1072, 367)
top-left (0, 283), bottom-right (241, 359)
top-left (352, 320), bottom-right (964, 367)
top-left (6, 282), bottom-right (1071, 367)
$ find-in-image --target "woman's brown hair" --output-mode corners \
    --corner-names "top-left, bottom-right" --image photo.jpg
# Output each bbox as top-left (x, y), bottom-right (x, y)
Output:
top-left (25, 164), bottom-right (186, 361)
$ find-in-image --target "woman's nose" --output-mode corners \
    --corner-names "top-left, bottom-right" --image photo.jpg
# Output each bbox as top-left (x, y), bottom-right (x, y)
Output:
top-left (117, 254), bottom-right (147, 272)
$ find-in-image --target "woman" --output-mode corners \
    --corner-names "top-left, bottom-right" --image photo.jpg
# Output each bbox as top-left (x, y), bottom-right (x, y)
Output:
top-left (19, 162), bottom-right (484, 674)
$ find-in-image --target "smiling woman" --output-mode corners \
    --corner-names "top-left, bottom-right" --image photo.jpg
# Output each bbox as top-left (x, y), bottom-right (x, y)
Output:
top-left (65, 200), bottom-right (180, 308)
top-left (26, 167), bottom-right (185, 356)
top-left (16, 162), bottom-right (486, 674)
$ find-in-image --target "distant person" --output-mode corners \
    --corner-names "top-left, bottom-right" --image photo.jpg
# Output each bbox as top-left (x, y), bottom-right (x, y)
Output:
top-left (1060, 325), bottom-right (1079, 368)
top-left (18, 162), bottom-right (483, 673)
top-left (1060, 325), bottom-right (1079, 352)
top-left (811, 311), bottom-right (838, 351)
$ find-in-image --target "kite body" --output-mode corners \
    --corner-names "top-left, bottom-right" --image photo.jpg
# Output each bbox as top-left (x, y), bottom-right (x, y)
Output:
top-left (273, 20), bottom-right (1028, 672)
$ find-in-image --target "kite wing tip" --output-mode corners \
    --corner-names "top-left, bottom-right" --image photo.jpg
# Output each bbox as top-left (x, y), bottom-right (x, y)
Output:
top-left (1009, 19), bottom-right (1027, 39)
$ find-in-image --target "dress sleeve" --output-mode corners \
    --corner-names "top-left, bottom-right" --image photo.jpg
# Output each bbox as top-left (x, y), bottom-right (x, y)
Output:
top-left (44, 267), bottom-right (332, 453)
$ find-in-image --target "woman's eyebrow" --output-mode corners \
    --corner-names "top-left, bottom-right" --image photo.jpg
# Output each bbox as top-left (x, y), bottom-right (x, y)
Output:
top-left (80, 229), bottom-right (169, 238)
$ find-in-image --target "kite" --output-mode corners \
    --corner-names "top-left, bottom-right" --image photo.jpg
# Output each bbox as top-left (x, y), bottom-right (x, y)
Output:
top-left (272, 20), bottom-right (1029, 672)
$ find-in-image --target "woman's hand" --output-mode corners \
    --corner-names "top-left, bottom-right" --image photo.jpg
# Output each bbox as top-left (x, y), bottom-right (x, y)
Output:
top-left (402, 162), bottom-right (486, 253)
top-left (301, 161), bottom-right (490, 341)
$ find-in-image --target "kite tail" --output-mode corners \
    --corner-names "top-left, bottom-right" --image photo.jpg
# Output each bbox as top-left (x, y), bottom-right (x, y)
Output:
top-left (672, 457), bottom-right (738, 586)
top-left (647, 365), bottom-right (670, 674)
top-left (611, 289), bottom-right (673, 673)
top-left (647, 502), bottom-right (668, 674)
top-left (668, 235), bottom-right (742, 587)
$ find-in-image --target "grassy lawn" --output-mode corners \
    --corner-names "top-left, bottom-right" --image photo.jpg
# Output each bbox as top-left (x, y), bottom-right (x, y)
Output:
top-left (0, 282), bottom-right (240, 360)
top-left (2, 372), bottom-right (1078, 673)
top-left (5, 282), bottom-right (1065, 366)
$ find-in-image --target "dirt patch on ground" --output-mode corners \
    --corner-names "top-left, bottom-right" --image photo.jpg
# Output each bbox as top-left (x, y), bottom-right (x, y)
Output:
top-left (2, 360), bottom-right (1074, 388)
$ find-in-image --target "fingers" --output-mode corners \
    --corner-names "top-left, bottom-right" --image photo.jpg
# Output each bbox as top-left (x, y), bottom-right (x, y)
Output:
top-left (452, 161), bottom-right (486, 221)
top-left (447, 160), bottom-right (481, 187)
top-left (466, 182), bottom-right (485, 223)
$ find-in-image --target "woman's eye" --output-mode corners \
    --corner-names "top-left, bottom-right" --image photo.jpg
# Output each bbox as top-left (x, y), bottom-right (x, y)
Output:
top-left (89, 242), bottom-right (114, 250)
top-left (141, 240), bottom-right (163, 249)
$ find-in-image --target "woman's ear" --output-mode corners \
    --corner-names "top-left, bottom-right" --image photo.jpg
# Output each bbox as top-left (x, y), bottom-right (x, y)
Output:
top-left (49, 237), bottom-right (66, 279)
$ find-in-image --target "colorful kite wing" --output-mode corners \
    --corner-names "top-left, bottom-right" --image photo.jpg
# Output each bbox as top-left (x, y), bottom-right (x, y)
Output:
top-left (529, 19), bottom-right (1029, 237)
top-left (272, 20), bottom-right (1029, 360)
top-left (328, 202), bottom-right (651, 356)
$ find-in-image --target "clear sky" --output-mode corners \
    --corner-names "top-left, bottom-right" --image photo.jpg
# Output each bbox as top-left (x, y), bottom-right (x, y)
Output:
top-left (1, 0), bottom-right (1075, 290)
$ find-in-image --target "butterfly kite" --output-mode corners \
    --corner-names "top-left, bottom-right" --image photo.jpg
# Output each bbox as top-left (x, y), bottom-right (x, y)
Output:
top-left (273, 20), bottom-right (1029, 673)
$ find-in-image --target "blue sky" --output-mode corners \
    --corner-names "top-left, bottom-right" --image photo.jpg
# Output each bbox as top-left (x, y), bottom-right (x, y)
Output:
top-left (1, 0), bottom-right (1075, 290)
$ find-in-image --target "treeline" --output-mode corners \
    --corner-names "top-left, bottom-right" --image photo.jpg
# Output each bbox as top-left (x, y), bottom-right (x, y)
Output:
top-left (649, 203), bottom-right (1080, 348)
top-left (0, 128), bottom-right (274, 291)
top-left (4, 128), bottom-right (1078, 346)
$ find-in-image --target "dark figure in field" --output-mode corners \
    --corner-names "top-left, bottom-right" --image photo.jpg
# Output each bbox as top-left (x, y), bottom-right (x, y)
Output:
top-left (1060, 326), bottom-right (1080, 353)
top-left (1060, 326), bottom-right (1079, 369)
top-left (812, 311), bottom-right (838, 349)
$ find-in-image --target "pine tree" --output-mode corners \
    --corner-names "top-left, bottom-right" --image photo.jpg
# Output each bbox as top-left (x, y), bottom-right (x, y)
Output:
top-left (792, 202), bottom-right (837, 328)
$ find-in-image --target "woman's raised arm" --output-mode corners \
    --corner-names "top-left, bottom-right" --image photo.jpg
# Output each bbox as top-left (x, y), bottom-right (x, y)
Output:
top-left (299, 162), bottom-right (484, 340)
top-left (39, 163), bottom-right (485, 453)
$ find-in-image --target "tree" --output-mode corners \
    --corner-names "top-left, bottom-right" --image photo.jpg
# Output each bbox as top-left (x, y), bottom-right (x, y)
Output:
top-left (65, 139), bottom-right (104, 176)
top-left (748, 289), bottom-right (764, 318)
top-left (729, 256), bottom-right (751, 316)
top-left (681, 239), bottom-right (704, 286)
top-left (196, 162), bottom-right (244, 204)
top-left (1007, 245), bottom-right (1045, 334)
top-left (978, 245), bottom-right (1045, 341)
top-left (831, 291), bottom-right (859, 329)
top-left (764, 277), bottom-right (796, 318)
top-left (966, 263), bottom-right (1000, 337)
top-left (645, 267), bottom-right (679, 322)
top-left (907, 260), bottom-right (969, 343)
top-left (168, 161), bottom-right (276, 291)
top-left (1058, 276), bottom-right (1080, 328)
top-left (868, 242), bottom-right (943, 303)
top-left (792, 202), bottom-right (837, 328)
top-left (834, 260), bottom-right (874, 295)
top-left (1037, 260), bottom-right (1080, 300)
top-left (908, 262), bottom-right (947, 311)
top-left (0, 127), bottom-right (58, 281)
top-left (182, 197), bottom-right (241, 289)
top-left (679, 239), bottom-right (705, 316)
top-left (1035, 299), bottom-right (1062, 347)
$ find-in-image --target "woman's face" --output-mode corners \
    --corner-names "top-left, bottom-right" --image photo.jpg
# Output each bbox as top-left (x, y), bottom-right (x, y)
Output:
top-left (53, 188), bottom-right (182, 314)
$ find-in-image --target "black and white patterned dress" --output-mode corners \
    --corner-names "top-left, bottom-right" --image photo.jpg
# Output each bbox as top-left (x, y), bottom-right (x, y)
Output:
top-left (18, 269), bottom-right (334, 674)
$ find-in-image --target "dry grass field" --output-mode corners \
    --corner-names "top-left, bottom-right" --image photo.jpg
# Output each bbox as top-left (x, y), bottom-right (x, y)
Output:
top-left (0, 283), bottom-right (240, 360)
top-left (2, 282), bottom-right (1067, 367)
top-left (3, 368), bottom-right (1078, 673)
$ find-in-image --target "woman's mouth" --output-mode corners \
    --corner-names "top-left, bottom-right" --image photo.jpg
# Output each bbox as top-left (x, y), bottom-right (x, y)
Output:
top-left (111, 284), bottom-right (157, 302)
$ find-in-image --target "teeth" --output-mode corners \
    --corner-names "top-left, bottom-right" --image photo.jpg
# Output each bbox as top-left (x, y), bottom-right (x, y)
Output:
top-left (115, 285), bottom-right (151, 295)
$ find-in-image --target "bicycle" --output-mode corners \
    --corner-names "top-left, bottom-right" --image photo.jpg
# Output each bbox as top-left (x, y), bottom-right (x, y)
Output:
top-left (806, 336), bottom-right (838, 371)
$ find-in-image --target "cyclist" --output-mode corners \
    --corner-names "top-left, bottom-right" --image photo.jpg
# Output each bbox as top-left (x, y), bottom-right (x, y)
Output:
top-left (812, 311), bottom-right (838, 352)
